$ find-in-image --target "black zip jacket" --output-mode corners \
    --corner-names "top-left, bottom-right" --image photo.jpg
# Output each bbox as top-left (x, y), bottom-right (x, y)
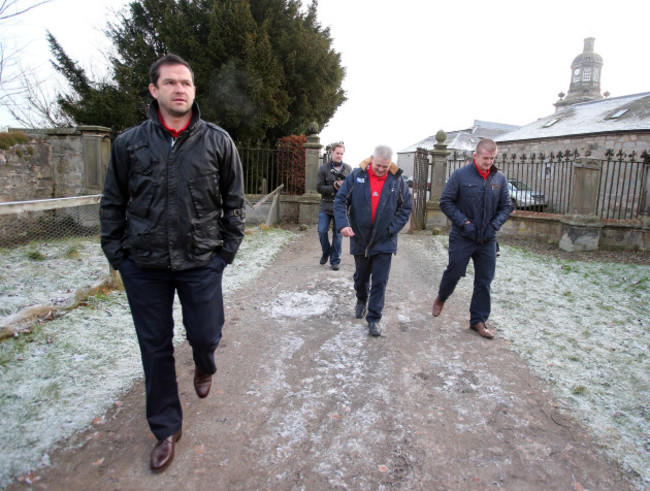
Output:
top-left (100, 101), bottom-right (246, 270)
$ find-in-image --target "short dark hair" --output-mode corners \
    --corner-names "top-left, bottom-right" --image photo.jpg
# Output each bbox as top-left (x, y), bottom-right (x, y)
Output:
top-left (476, 138), bottom-right (497, 155)
top-left (149, 54), bottom-right (194, 86)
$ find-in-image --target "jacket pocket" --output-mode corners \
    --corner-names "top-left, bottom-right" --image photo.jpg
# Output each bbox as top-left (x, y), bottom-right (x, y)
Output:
top-left (123, 215), bottom-right (153, 256)
top-left (460, 222), bottom-right (477, 242)
top-left (188, 171), bottom-right (221, 216)
top-left (190, 214), bottom-right (223, 257)
top-left (127, 143), bottom-right (157, 218)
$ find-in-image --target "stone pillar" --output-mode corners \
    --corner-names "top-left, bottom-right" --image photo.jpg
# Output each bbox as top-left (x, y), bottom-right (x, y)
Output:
top-left (298, 122), bottom-right (323, 225)
top-left (426, 130), bottom-right (450, 230)
top-left (78, 126), bottom-right (112, 194)
top-left (568, 158), bottom-right (601, 215)
top-left (559, 158), bottom-right (603, 251)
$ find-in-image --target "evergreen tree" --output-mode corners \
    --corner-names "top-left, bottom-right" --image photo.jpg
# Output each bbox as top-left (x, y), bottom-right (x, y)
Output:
top-left (48, 0), bottom-right (345, 144)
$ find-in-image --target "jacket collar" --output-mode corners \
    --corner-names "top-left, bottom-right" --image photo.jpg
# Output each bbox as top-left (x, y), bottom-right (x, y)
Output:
top-left (359, 157), bottom-right (401, 176)
top-left (147, 100), bottom-right (201, 131)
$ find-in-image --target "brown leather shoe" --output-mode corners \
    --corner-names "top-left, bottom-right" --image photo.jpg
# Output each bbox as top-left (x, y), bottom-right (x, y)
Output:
top-left (150, 429), bottom-right (182, 472)
top-left (432, 296), bottom-right (445, 317)
top-left (194, 367), bottom-right (213, 398)
top-left (470, 322), bottom-right (494, 339)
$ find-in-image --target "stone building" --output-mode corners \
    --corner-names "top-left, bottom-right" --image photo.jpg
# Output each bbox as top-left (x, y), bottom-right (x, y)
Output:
top-left (397, 120), bottom-right (520, 177)
top-left (495, 38), bottom-right (650, 159)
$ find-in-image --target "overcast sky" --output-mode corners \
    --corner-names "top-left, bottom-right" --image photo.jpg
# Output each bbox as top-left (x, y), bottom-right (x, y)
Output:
top-left (2, 0), bottom-right (649, 165)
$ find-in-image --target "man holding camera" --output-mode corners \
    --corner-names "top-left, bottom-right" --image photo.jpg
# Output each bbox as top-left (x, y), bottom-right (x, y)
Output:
top-left (317, 142), bottom-right (351, 270)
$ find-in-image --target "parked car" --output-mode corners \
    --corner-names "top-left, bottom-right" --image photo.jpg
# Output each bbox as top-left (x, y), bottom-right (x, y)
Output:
top-left (405, 175), bottom-right (431, 192)
top-left (507, 179), bottom-right (547, 210)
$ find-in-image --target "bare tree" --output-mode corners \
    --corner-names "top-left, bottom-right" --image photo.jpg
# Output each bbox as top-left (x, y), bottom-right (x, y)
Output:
top-left (0, 0), bottom-right (55, 127)
top-left (0, 0), bottom-right (53, 21)
top-left (0, 0), bottom-right (53, 78)
top-left (6, 65), bottom-right (74, 127)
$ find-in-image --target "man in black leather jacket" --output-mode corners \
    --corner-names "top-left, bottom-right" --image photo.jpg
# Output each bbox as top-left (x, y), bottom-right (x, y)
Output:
top-left (100, 54), bottom-right (245, 472)
top-left (431, 138), bottom-right (511, 339)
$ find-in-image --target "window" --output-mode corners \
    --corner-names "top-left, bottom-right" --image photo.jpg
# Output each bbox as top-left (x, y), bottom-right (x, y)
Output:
top-left (582, 67), bottom-right (591, 81)
top-left (543, 119), bottom-right (559, 128)
top-left (573, 68), bottom-right (580, 82)
top-left (608, 109), bottom-right (628, 119)
top-left (593, 68), bottom-right (600, 82)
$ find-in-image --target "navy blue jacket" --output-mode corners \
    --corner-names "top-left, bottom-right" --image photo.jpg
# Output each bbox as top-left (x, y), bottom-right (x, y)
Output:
top-left (440, 163), bottom-right (512, 244)
top-left (334, 159), bottom-right (412, 256)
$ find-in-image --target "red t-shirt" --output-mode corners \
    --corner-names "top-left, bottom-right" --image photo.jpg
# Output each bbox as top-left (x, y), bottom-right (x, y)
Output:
top-left (368, 163), bottom-right (388, 223)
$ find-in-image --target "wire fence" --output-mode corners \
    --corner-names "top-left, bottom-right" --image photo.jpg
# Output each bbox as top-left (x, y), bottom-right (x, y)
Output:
top-left (0, 196), bottom-right (101, 249)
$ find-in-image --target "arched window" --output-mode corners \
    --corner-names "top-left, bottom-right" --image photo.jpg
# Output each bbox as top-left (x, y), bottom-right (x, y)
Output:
top-left (583, 67), bottom-right (591, 81)
top-left (573, 68), bottom-right (580, 82)
top-left (593, 68), bottom-right (600, 82)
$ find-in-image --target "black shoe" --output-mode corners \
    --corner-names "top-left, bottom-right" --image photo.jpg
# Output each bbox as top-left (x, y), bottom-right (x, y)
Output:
top-left (355, 300), bottom-right (367, 319)
top-left (368, 322), bottom-right (381, 337)
top-left (331, 264), bottom-right (340, 271)
top-left (319, 253), bottom-right (329, 265)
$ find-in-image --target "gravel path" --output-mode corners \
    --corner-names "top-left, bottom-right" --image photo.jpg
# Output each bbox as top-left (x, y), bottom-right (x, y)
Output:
top-left (7, 228), bottom-right (639, 490)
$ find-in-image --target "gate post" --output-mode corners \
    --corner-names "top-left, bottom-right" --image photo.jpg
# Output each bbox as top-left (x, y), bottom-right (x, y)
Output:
top-left (298, 122), bottom-right (323, 225)
top-left (642, 155), bottom-right (650, 251)
top-left (559, 158), bottom-right (603, 251)
top-left (426, 130), bottom-right (450, 229)
top-left (641, 156), bottom-right (650, 217)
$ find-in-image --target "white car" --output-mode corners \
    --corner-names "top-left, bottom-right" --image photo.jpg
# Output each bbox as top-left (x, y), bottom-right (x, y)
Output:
top-left (508, 179), bottom-right (547, 210)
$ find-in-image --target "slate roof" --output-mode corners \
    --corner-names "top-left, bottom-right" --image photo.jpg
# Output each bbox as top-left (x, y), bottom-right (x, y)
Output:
top-left (495, 92), bottom-right (650, 142)
top-left (399, 120), bottom-right (520, 153)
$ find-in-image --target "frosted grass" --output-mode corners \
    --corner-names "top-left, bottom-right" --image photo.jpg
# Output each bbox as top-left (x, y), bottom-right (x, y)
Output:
top-left (0, 227), bottom-right (294, 488)
top-left (0, 238), bottom-right (107, 318)
top-left (490, 244), bottom-right (649, 486)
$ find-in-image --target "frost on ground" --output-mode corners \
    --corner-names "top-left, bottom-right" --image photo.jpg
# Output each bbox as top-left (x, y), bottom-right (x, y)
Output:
top-left (490, 243), bottom-right (650, 486)
top-left (0, 227), bottom-right (294, 488)
top-left (415, 236), bottom-right (650, 487)
top-left (0, 238), bottom-right (108, 319)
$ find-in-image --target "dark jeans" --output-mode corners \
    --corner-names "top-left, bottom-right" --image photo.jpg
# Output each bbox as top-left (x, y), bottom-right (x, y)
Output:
top-left (119, 254), bottom-right (227, 440)
top-left (318, 211), bottom-right (342, 265)
top-left (438, 232), bottom-right (496, 325)
top-left (354, 253), bottom-right (392, 323)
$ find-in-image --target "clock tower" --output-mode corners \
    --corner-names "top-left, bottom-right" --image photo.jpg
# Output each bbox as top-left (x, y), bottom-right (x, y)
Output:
top-left (555, 37), bottom-right (604, 110)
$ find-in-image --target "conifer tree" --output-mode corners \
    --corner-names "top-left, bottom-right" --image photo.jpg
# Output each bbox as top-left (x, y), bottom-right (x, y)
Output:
top-left (48, 0), bottom-right (345, 143)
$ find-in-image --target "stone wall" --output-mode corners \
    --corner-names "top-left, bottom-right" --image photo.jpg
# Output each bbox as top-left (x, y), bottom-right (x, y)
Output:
top-left (497, 132), bottom-right (650, 160)
top-left (0, 136), bottom-right (53, 202)
top-left (0, 126), bottom-right (111, 203)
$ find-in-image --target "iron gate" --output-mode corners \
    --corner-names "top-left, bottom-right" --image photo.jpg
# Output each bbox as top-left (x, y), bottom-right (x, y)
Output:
top-left (410, 147), bottom-right (430, 230)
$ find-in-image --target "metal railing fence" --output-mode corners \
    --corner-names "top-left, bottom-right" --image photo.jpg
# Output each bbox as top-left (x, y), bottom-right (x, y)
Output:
top-left (446, 149), bottom-right (649, 219)
top-left (239, 146), bottom-right (304, 196)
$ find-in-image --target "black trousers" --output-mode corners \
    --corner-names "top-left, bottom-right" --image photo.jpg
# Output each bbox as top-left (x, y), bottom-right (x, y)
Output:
top-left (119, 255), bottom-right (227, 440)
top-left (438, 232), bottom-right (496, 325)
top-left (353, 253), bottom-right (392, 323)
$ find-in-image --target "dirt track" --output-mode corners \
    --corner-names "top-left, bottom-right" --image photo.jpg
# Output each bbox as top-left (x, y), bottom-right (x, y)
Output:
top-left (10, 228), bottom-right (632, 490)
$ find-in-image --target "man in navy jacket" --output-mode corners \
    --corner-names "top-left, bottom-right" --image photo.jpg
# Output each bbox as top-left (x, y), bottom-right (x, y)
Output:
top-left (432, 138), bottom-right (512, 338)
top-left (334, 145), bottom-right (412, 336)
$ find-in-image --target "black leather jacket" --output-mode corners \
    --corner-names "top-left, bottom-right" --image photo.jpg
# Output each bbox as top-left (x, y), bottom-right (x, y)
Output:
top-left (100, 101), bottom-right (246, 270)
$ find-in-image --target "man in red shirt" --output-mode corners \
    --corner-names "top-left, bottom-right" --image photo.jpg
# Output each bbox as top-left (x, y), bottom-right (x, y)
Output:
top-left (334, 145), bottom-right (412, 336)
top-left (432, 139), bottom-right (512, 338)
